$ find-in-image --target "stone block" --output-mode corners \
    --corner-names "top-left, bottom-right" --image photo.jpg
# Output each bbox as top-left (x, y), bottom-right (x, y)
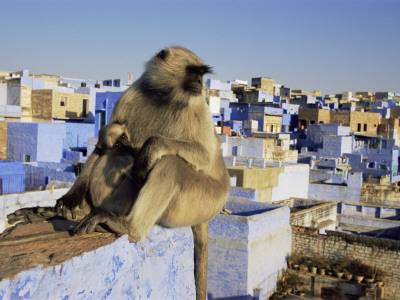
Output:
top-left (3, 194), bottom-right (19, 210)
top-left (208, 197), bottom-right (291, 299)
top-left (229, 187), bottom-right (258, 201)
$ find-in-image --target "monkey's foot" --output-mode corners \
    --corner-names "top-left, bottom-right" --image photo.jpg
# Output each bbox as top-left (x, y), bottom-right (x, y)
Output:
top-left (74, 210), bottom-right (128, 236)
top-left (74, 212), bottom-right (106, 235)
top-left (127, 227), bottom-right (141, 243)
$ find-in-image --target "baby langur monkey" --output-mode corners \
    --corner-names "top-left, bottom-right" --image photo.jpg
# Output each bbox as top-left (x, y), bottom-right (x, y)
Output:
top-left (74, 122), bottom-right (136, 234)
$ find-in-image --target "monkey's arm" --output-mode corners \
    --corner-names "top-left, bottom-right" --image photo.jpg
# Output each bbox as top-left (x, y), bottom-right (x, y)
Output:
top-left (56, 148), bottom-right (102, 219)
top-left (135, 136), bottom-right (211, 182)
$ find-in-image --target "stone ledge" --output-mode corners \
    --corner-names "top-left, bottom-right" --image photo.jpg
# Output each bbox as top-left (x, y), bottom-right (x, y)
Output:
top-left (0, 221), bottom-right (195, 299)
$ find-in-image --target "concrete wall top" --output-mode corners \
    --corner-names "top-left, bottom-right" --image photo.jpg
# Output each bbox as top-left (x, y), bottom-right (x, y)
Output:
top-left (0, 225), bottom-right (195, 300)
top-left (210, 197), bottom-right (290, 241)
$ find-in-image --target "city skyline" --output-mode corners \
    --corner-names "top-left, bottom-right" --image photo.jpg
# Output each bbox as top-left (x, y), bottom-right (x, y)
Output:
top-left (1, 0), bottom-right (399, 95)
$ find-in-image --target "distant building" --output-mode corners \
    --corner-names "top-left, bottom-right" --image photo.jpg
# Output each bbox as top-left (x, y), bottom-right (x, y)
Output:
top-left (7, 122), bottom-right (94, 163)
top-left (298, 108), bottom-right (331, 132)
top-left (251, 76), bottom-right (274, 96)
top-left (220, 134), bottom-right (297, 163)
top-left (330, 110), bottom-right (380, 134)
top-left (30, 89), bottom-right (90, 122)
top-left (275, 198), bottom-right (337, 234)
top-left (226, 162), bottom-right (309, 203)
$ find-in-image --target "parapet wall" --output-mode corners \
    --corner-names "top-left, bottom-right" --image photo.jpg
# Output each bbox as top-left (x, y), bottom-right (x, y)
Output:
top-left (0, 226), bottom-right (195, 299)
top-left (0, 188), bottom-right (68, 232)
top-left (292, 226), bottom-right (400, 299)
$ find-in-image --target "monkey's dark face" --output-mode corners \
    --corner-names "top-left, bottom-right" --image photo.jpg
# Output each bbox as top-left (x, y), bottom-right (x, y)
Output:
top-left (183, 65), bottom-right (212, 96)
top-left (139, 46), bottom-right (212, 103)
top-left (113, 132), bottom-right (135, 156)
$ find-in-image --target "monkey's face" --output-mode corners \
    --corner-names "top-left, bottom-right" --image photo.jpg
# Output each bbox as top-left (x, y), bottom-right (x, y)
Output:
top-left (97, 123), bottom-right (131, 153)
top-left (183, 65), bottom-right (212, 95)
top-left (140, 46), bottom-right (212, 102)
top-left (113, 132), bottom-right (135, 155)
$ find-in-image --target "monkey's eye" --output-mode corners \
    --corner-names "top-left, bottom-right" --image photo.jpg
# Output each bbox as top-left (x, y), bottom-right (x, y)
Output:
top-left (114, 142), bottom-right (121, 148)
top-left (186, 65), bottom-right (213, 76)
top-left (120, 134), bottom-right (126, 139)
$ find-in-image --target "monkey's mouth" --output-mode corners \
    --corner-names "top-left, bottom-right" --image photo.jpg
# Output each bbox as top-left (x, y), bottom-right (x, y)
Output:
top-left (184, 81), bottom-right (203, 95)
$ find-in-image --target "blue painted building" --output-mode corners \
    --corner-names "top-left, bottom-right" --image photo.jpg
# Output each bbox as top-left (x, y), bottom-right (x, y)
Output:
top-left (7, 122), bottom-right (95, 163)
top-left (229, 103), bottom-right (250, 121)
top-left (301, 123), bottom-right (400, 184)
top-left (94, 91), bottom-right (123, 136)
top-left (0, 161), bottom-right (25, 194)
top-left (347, 136), bottom-right (400, 184)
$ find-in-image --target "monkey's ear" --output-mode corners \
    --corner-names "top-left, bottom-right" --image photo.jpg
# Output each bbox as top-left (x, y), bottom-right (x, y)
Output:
top-left (155, 49), bottom-right (170, 61)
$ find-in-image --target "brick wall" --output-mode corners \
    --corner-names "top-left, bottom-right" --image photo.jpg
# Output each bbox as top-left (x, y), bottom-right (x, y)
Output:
top-left (360, 183), bottom-right (400, 205)
top-left (292, 227), bottom-right (400, 299)
top-left (31, 90), bottom-right (53, 121)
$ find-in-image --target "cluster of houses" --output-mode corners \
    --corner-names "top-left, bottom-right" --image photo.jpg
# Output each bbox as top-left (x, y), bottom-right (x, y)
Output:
top-left (1, 69), bottom-right (400, 298)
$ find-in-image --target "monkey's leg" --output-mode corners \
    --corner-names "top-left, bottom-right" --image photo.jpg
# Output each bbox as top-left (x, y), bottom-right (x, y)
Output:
top-left (192, 222), bottom-right (209, 300)
top-left (127, 155), bottom-right (180, 242)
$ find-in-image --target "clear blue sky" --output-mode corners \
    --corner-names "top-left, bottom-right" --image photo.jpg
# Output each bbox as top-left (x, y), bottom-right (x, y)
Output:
top-left (1, 0), bottom-right (399, 95)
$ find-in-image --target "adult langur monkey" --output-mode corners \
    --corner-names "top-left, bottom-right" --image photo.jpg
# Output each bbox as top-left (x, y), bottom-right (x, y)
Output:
top-left (57, 46), bottom-right (231, 299)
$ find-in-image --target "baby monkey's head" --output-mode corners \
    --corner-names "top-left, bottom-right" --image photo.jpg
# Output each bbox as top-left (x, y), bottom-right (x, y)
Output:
top-left (96, 123), bottom-right (132, 155)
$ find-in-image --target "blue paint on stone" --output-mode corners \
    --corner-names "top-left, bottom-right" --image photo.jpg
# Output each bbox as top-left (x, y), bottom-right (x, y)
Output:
top-left (208, 197), bottom-right (291, 299)
top-left (0, 227), bottom-right (195, 300)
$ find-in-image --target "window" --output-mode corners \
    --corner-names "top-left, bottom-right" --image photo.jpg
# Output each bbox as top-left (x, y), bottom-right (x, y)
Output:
top-left (357, 123), bottom-right (361, 131)
top-left (99, 112), bottom-right (106, 128)
top-left (82, 99), bottom-right (88, 117)
top-left (364, 124), bottom-right (367, 131)
top-left (368, 162), bottom-right (375, 169)
top-left (60, 97), bottom-right (68, 107)
top-left (24, 154), bottom-right (30, 162)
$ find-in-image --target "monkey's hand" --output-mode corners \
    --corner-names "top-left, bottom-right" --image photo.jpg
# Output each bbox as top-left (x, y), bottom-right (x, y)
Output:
top-left (133, 136), bottom-right (171, 184)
